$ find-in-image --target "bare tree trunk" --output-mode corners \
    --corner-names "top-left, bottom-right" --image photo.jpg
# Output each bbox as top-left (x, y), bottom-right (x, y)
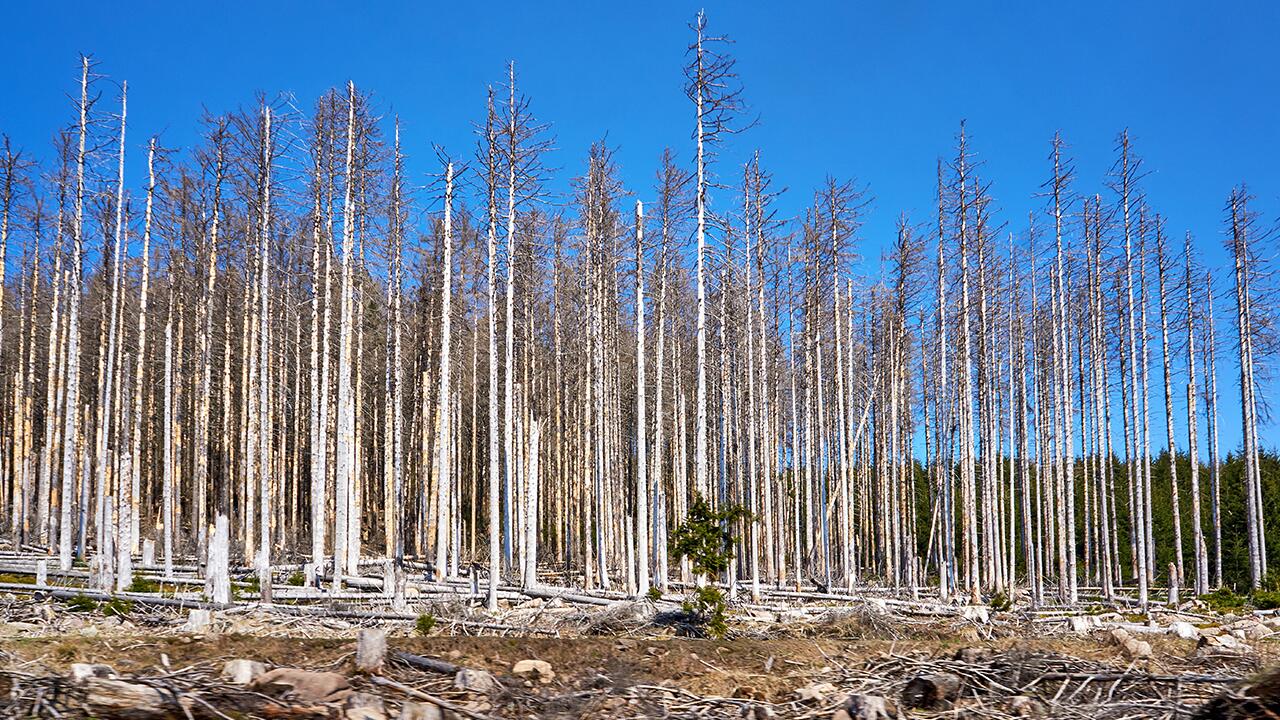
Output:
top-left (957, 127), bottom-right (980, 603)
top-left (502, 64), bottom-right (519, 570)
top-left (1050, 136), bottom-right (1077, 603)
top-left (1229, 187), bottom-right (1264, 589)
top-left (126, 139), bottom-right (156, 556)
top-left (94, 80), bottom-right (127, 566)
top-left (256, 105), bottom-right (274, 602)
top-left (691, 17), bottom-right (710, 511)
top-left (309, 109), bottom-right (328, 566)
top-left (633, 199), bottom-right (649, 597)
top-left (484, 91), bottom-right (502, 610)
top-left (1154, 224), bottom-right (1185, 587)
top-left (435, 161), bottom-right (455, 580)
top-left (162, 292), bottom-right (174, 578)
top-left (1182, 232), bottom-right (1208, 595)
top-left (0, 140), bottom-right (15, 539)
top-left (194, 126), bottom-right (223, 560)
top-left (1117, 132), bottom-right (1149, 609)
top-left (36, 168), bottom-right (67, 549)
top-left (389, 123), bottom-right (405, 563)
top-left (333, 82), bottom-right (358, 589)
top-left (1204, 271), bottom-right (1223, 589)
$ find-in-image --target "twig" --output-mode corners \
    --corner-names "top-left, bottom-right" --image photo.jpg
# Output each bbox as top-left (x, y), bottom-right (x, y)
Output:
top-left (370, 675), bottom-right (498, 720)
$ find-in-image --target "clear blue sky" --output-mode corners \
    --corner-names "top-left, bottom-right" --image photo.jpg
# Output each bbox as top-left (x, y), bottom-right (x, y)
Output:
top-left (2, 1), bottom-right (1277, 453)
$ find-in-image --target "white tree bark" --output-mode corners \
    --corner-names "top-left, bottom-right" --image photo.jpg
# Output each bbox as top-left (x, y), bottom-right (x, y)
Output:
top-left (692, 19), bottom-right (710, 506)
top-left (206, 513), bottom-right (230, 604)
top-left (434, 161), bottom-right (455, 580)
top-left (36, 187), bottom-right (65, 548)
top-left (502, 64), bottom-right (519, 570)
top-left (1118, 133), bottom-right (1149, 609)
top-left (193, 127), bottom-right (222, 558)
top-left (524, 419), bottom-right (540, 587)
top-left (127, 138), bottom-right (156, 556)
top-left (1155, 227), bottom-right (1184, 586)
top-left (1183, 232), bottom-right (1208, 595)
top-left (309, 117), bottom-right (327, 566)
top-left (633, 199), bottom-right (649, 597)
top-left (94, 80), bottom-right (127, 561)
top-left (162, 294), bottom-right (174, 578)
top-left (256, 105), bottom-right (274, 602)
top-left (484, 91), bottom-right (502, 610)
top-left (333, 82), bottom-right (358, 589)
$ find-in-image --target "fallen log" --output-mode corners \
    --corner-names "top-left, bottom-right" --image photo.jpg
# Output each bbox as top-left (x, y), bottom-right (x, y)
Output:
top-left (0, 582), bottom-right (232, 611)
top-left (393, 651), bottom-right (461, 675)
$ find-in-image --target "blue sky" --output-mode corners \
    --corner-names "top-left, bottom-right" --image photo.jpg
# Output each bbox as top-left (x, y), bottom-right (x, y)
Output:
top-left (2, 1), bottom-right (1278, 453)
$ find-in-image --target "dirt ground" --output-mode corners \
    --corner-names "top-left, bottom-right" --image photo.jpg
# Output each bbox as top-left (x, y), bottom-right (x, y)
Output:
top-left (0, 609), bottom-right (1270, 718)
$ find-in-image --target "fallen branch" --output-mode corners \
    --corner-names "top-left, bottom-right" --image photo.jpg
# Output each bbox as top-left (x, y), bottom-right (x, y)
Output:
top-left (370, 675), bottom-right (497, 720)
top-left (391, 651), bottom-right (460, 675)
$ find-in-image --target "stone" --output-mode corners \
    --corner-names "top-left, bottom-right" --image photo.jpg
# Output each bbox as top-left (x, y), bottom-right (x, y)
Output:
top-left (70, 663), bottom-right (117, 683)
top-left (1068, 615), bottom-right (1098, 634)
top-left (1009, 695), bottom-right (1045, 717)
top-left (398, 701), bottom-right (444, 720)
top-left (961, 605), bottom-right (990, 624)
top-left (343, 691), bottom-right (387, 720)
top-left (183, 608), bottom-right (213, 633)
top-left (221, 659), bottom-right (267, 685)
top-left (512, 658), bottom-right (555, 684)
top-left (795, 681), bottom-right (839, 704)
top-left (1227, 618), bottom-right (1271, 640)
top-left (355, 628), bottom-right (387, 674)
top-left (454, 668), bottom-right (501, 695)
top-left (1169, 621), bottom-right (1200, 640)
top-left (1194, 632), bottom-right (1253, 656)
top-left (1110, 627), bottom-right (1152, 659)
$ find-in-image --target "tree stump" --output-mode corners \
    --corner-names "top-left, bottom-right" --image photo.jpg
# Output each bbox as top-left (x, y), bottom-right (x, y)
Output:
top-left (205, 514), bottom-right (231, 604)
top-left (836, 694), bottom-right (903, 720)
top-left (356, 628), bottom-right (388, 674)
top-left (901, 672), bottom-right (961, 710)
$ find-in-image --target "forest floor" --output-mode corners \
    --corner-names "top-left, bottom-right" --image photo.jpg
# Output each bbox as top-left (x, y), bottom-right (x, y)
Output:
top-left (0, 585), bottom-right (1277, 719)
